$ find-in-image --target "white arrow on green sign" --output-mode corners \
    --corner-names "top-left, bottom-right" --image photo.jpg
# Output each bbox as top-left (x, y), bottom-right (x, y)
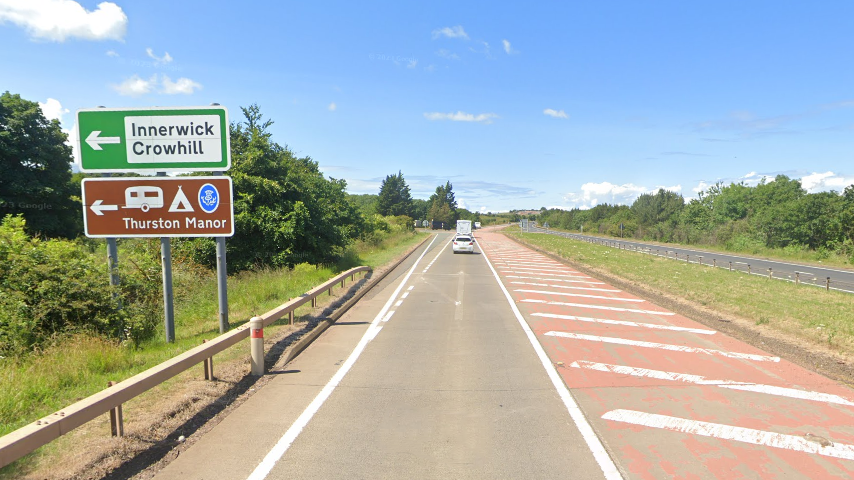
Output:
top-left (75, 106), bottom-right (231, 172)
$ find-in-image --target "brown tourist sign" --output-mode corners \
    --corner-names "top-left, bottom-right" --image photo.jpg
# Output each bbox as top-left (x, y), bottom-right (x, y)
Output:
top-left (81, 177), bottom-right (234, 238)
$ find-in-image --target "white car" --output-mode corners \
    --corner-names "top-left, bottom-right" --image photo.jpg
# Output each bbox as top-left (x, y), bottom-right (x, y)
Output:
top-left (452, 235), bottom-right (474, 254)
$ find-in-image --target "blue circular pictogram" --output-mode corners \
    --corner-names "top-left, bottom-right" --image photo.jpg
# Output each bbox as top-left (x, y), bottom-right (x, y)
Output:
top-left (198, 184), bottom-right (219, 213)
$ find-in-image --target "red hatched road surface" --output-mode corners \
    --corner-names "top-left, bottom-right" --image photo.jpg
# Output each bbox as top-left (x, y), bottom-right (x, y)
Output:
top-left (478, 231), bottom-right (854, 479)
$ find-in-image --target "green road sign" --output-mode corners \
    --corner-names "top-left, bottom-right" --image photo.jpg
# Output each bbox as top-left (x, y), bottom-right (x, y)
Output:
top-left (75, 106), bottom-right (230, 172)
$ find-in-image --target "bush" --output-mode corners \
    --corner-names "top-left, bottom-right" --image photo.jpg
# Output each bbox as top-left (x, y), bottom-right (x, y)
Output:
top-left (0, 216), bottom-right (160, 354)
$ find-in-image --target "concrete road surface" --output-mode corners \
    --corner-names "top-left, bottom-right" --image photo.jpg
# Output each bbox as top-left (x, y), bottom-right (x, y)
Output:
top-left (154, 228), bottom-right (854, 480)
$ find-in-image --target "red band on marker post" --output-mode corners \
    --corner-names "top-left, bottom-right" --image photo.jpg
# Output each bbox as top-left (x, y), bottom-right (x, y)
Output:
top-left (251, 328), bottom-right (263, 339)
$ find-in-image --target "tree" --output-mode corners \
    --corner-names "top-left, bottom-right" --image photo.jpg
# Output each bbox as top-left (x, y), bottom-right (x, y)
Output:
top-left (376, 171), bottom-right (414, 217)
top-left (179, 105), bottom-right (362, 271)
top-left (427, 181), bottom-right (457, 223)
top-left (0, 91), bottom-right (79, 238)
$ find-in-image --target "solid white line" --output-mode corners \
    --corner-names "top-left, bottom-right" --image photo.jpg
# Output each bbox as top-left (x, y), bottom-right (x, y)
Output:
top-left (571, 360), bottom-right (854, 406)
top-left (500, 261), bottom-right (571, 268)
top-left (501, 270), bottom-right (590, 279)
top-left (601, 409), bottom-right (854, 461)
top-left (515, 289), bottom-right (646, 302)
top-left (522, 299), bottom-right (675, 315)
top-left (513, 282), bottom-right (620, 292)
top-left (546, 332), bottom-right (779, 362)
top-left (500, 266), bottom-right (581, 274)
top-left (533, 313), bottom-right (716, 335)
top-left (506, 275), bottom-right (606, 285)
top-left (246, 234), bottom-right (439, 480)
top-left (480, 247), bottom-right (624, 479)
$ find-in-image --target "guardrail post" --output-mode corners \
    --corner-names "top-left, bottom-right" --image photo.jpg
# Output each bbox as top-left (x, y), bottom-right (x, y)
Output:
top-left (686, 254), bottom-right (690, 263)
top-left (311, 295), bottom-right (317, 307)
top-left (698, 256), bottom-right (703, 265)
top-left (107, 381), bottom-right (124, 437)
top-left (768, 268), bottom-right (773, 279)
top-left (729, 261), bottom-right (732, 271)
top-left (289, 309), bottom-right (294, 325)
top-left (713, 259), bottom-right (716, 267)
top-left (202, 339), bottom-right (214, 381)
top-left (748, 264), bottom-right (751, 275)
top-left (827, 277), bottom-right (831, 291)
top-left (796, 272), bottom-right (800, 285)
top-left (250, 317), bottom-right (265, 376)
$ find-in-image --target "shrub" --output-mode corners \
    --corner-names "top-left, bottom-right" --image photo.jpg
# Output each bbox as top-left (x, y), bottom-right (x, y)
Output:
top-left (0, 216), bottom-right (160, 354)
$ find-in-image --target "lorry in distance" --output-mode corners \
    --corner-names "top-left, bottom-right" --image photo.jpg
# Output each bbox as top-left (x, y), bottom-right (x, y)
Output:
top-left (456, 220), bottom-right (472, 235)
top-left (474, 222), bottom-right (481, 229)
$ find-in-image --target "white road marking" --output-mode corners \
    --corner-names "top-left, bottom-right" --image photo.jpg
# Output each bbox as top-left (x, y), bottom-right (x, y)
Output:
top-left (407, 285), bottom-right (414, 291)
top-left (545, 331), bottom-right (780, 362)
top-left (499, 261), bottom-right (573, 268)
top-left (246, 234), bottom-right (439, 480)
top-left (533, 313), bottom-right (716, 335)
top-left (522, 298), bottom-right (675, 315)
top-left (515, 289), bottom-right (646, 302)
top-left (601, 409), bottom-right (854, 461)
top-left (506, 275), bottom-right (606, 285)
top-left (501, 270), bottom-right (590, 279)
top-left (480, 246), bottom-right (624, 480)
top-left (500, 267), bottom-right (580, 274)
top-left (394, 300), bottom-right (403, 307)
top-left (422, 237), bottom-right (451, 273)
top-left (571, 360), bottom-right (854, 406)
top-left (512, 281), bottom-right (620, 293)
top-left (401, 292), bottom-right (410, 299)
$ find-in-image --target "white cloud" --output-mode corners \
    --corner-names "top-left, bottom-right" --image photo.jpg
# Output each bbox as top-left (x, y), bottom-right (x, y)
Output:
top-left (105, 49), bottom-right (118, 57)
top-left (432, 25), bottom-right (468, 40)
top-left (799, 171), bottom-right (854, 192)
top-left (161, 75), bottom-right (201, 94)
top-left (436, 49), bottom-right (460, 60)
top-left (112, 74), bottom-right (157, 96)
top-left (0, 0), bottom-right (127, 42)
top-left (328, 102), bottom-right (337, 111)
top-left (543, 108), bottom-right (568, 119)
top-left (112, 74), bottom-right (201, 96)
top-left (502, 39), bottom-right (517, 54)
top-left (38, 98), bottom-right (68, 123)
top-left (563, 182), bottom-right (682, 209)
top-left (407, 59), bottom-right (417, 68)
top-left (423, 111), bottom-right (499, 124)
top-left (145, 47), bottom-right (172, 64)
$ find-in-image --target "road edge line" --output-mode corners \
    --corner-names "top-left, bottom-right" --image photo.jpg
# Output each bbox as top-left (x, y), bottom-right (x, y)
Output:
top-left (479, 238), bottom-right (624, 480)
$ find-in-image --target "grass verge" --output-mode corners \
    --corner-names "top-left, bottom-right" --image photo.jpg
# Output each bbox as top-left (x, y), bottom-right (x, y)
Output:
top-left (506, 230), bottom-right (854, 358)
top-left (0, 230), bottom-right (426, 478)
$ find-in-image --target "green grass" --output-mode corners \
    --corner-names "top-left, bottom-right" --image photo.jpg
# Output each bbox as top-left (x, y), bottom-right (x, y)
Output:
top-left (506, 230), bottom-right (854, 355)
top-left (0, 230), bottom-right (426, 450)
top-left (547, 228), bottom-right (854, 270)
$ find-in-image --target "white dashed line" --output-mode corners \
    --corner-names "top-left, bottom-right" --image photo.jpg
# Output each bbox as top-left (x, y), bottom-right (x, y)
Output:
top-left (602, 409), bottom-right (854, 461)
top-left (532, 313), bottom-right (716, 335)
top-left (501, 270), bottom-right (590, 279)
top-left (545, 332), bottom-right (780, 362)
top-left (401, 292), bottom-right (410, 299)
top-left (245, 234), bottom-right (439, 480)
top-left (522, 299), bottom-right (675, 315)
top-left (571, 360), bottom-right (854, 405)
top-left (394, 300), bottom-right (403, 307)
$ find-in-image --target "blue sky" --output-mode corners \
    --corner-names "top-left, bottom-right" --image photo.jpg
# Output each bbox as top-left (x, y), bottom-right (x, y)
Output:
top-left (3, 1), bottom-right (854, 213)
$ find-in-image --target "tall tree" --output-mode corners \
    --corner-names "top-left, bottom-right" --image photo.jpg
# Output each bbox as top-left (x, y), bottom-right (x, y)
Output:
top-left (427, 181), bottom-right (458, 223)
top-left (0, 91), bottom-right (79, 237)
top-left (376, 171), bottom-right (414, 217)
